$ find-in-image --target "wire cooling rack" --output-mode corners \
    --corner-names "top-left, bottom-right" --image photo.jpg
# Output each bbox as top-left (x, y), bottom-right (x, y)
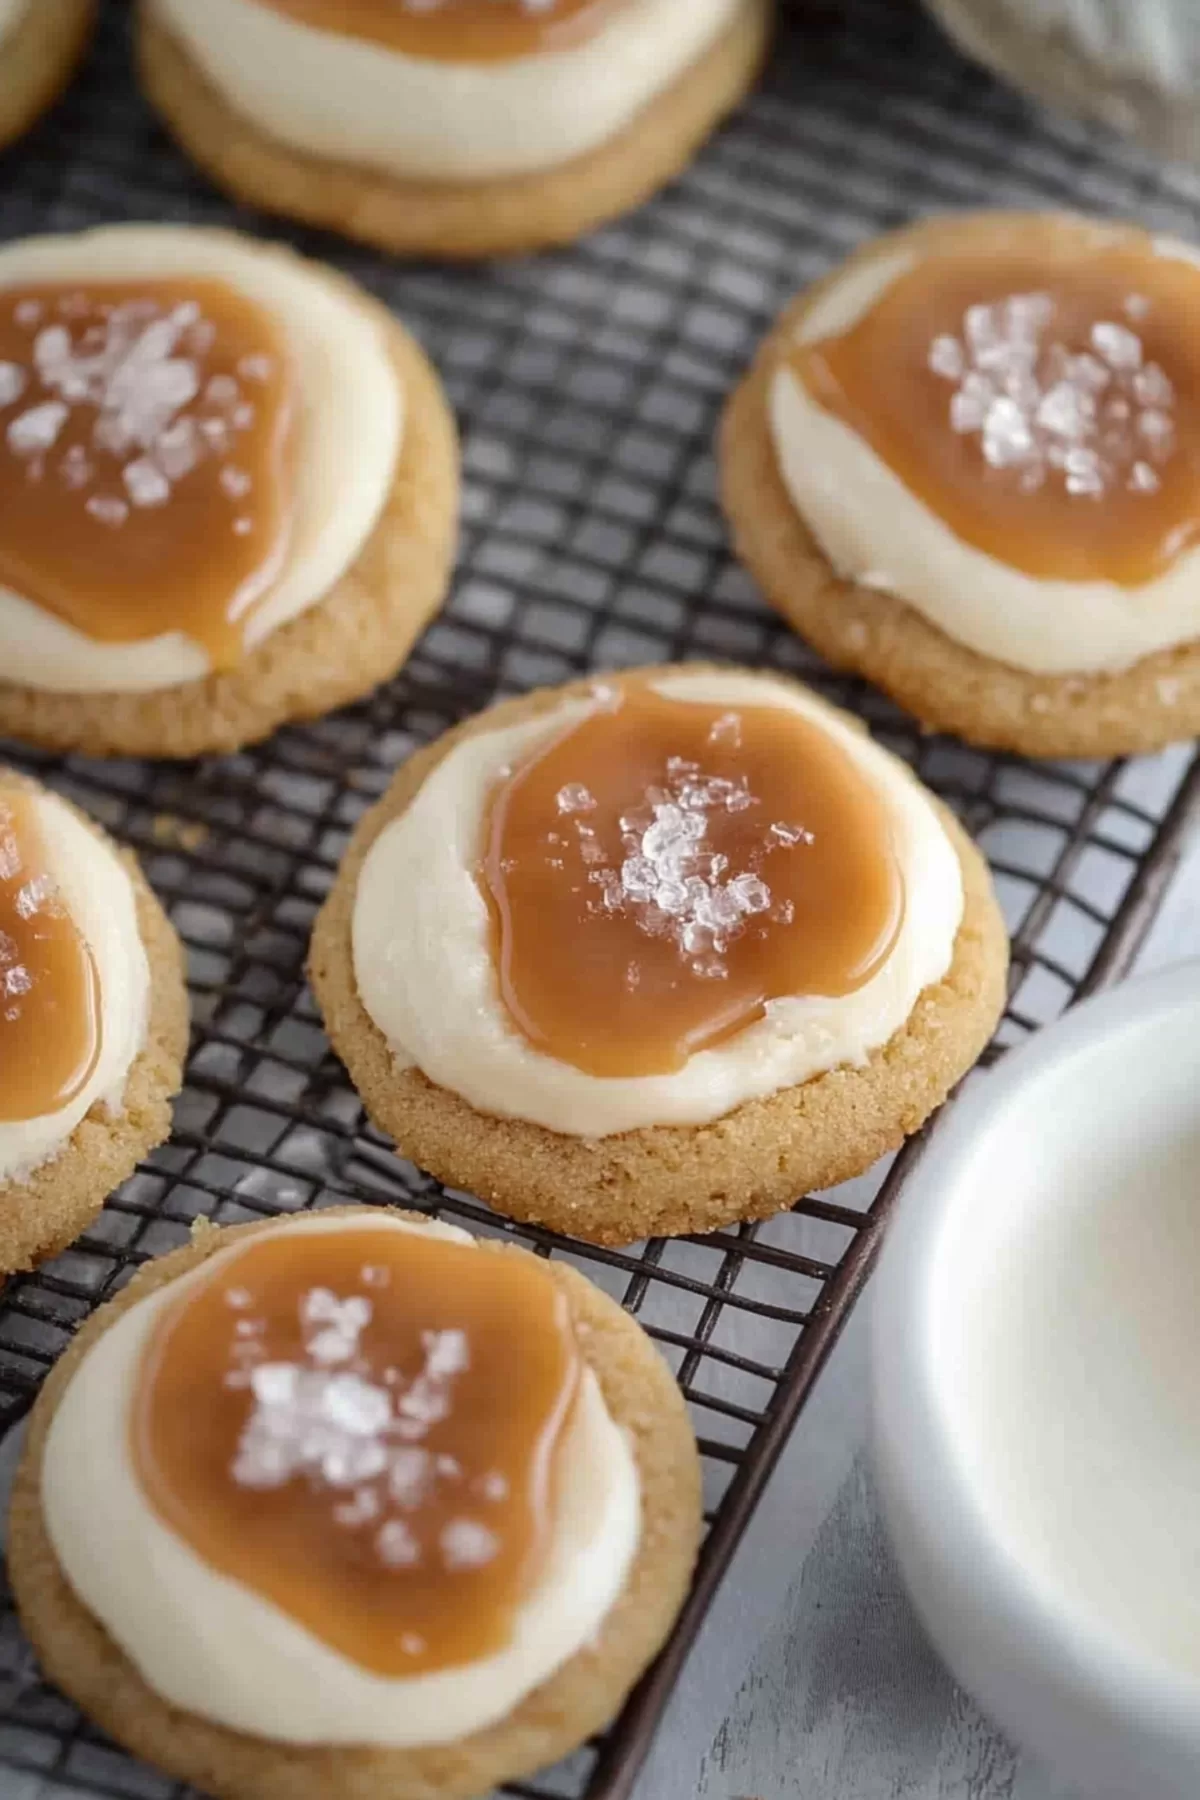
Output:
top-left (1, 3), bottom-right (1200, 1797)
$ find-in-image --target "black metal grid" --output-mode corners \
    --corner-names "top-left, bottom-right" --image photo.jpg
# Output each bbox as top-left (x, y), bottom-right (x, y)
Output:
top-left (0, 2), bottom-right (1199, 1797)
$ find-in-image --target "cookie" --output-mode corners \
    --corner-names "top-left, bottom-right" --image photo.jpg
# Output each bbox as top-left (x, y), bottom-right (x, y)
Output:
top-left (0, 225), bottom-right (458, 760)
top-left (0, 768), bottom-right (188, 1274)
top-left (310, 665), bottom-right (1008, 1245)
top-left (722, 211), bottom-right (1200, 759)
top-left (136, 0), bottom-right (772, 260)
top-left (0, 0), bottom-right (95, 153)
top-left (10, 1205), bottom-right (702, 1800)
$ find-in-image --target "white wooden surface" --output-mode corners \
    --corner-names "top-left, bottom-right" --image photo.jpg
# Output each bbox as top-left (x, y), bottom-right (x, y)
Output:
top-left (633, 823), bottom-right (1200, 1800)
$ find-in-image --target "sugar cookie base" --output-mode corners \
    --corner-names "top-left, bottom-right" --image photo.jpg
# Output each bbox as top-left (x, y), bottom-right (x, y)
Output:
top-left (0, 235), bottom-right (459, 760)
top-left (135, 0), bottom-right (772, 259)
top-left (309, 668), bottom-right (1009, 1247)
top-left (0, 770), bottom-right (188, 1274)
top-left (9, 1205), bottom-right (702, 1800)
top-left (720, 214), bottom-right (1200, 760)
top-left (0, 0), bottom-right (95, 152)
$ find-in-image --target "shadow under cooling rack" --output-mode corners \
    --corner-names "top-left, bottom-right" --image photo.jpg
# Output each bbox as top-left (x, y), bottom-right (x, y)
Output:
top-left (1, 3), bottom-right (1200, 1799)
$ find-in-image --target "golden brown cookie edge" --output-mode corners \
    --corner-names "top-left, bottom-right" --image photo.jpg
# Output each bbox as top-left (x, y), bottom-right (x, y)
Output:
top-left (719, 209), bottom-right (1200, 759)
top-left (0, 231), bottom-right (460, 759)
top-left (0, 768), bottom-right (189, 1273)
top-left (0, 0), bottom-right (95, 152)
top-left (308, 665), bottom-right (1010, 1246)
top-left (136, 0), bottom-right (772, 259)
top-left (9, 1205), bottom-right (703, 1800)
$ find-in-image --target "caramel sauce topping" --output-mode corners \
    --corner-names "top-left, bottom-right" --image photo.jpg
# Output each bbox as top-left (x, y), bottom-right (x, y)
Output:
top-left (0, 791), bottom-right (100, 1125)
top-left (480, 684), bottom-right (905, 1080)
top-left (0, 278), bottom-right (296, 669)
top-left (132, 1225), bottom-right (581, 1677)
top-left (258, 0), bottom-right (626, 61)
top-left (792, 221), bottom-right (1200, 586)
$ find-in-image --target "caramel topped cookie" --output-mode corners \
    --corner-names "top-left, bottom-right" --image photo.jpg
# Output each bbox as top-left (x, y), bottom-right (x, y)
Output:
top-left (0, 225), bottom-right (458, 759)
top-left (10, 1207), bottom-right (701, 1800)
top-left (310, 666), bottom-right (1007, 1243)
top-left (723, 211), bottom-right (1200, 757)
top-left (0, 769), bottom-right (187, 1273)
top-left (137, 0), bottom-right (771, 258)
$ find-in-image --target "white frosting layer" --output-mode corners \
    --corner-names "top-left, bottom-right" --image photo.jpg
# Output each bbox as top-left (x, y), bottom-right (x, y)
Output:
top-left (768, 232), bottom-right (1200, 677)
top-left (352, 671), bottom-right (964, 1138)
top-left (0, 791), bottom-right (149, 1185)
top-left (41, 1212), bottom-right (641, 1748)
top-left (0, 0), bottom-right (29, 50)
top-left (150, 0), bottom-right (741, 182)
top-left (0, 225), bottom-right (402, 695)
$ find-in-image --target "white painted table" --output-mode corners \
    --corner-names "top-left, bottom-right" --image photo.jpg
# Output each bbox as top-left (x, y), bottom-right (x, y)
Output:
top-left (632, 826), bottom-right (1200, 1800)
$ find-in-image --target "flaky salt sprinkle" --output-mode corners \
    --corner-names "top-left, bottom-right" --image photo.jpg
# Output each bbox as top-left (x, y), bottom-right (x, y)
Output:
top-left (928, 290), bottom-right (1177, 500)
top-left (227, 1284), bottom-right (483, 1571)
top-left (579, 755), bottom-right (805, 980)
top-left (0, 292), bottom-right (268, 531)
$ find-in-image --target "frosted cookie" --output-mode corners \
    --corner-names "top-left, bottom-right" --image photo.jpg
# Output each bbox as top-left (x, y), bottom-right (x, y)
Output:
top-left (0, 224), bottom-right (458, 760)
top-left (10, 1206), bottom-right (701, 1800)
top-left (309, 666), bottom-right (1007, 1245)
top-left (722, 211), bottom-right (1200, 758)
top-left (0, 1), bottom-right (95, 153)
top-left (136, 0), bottom-right (772, 259)
top-left (0, 769), bottom-right (187, 1273)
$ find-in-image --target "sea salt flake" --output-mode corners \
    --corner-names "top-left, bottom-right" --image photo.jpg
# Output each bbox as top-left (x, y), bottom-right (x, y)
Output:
top-left (441, 1518), bottom-right (499, 1571)
top-left (556, 782), bottom-right (595, 815)
top-left (1035, 380), bottom-right (1094, 440)
top-left (770, 822), bottom-right (812, 846)
top-left (981, 395), bottom-right (1035, 468)
top-left (707, 711), bottom-right (743, 748)
top-left (5, 966), bottom-right (31, 997)
top-left (388, 1446), bottom-right (433, 1509)
top-left (333, 1487), bottom-right (380, 1528)
top-left (1138, 408), bottom-right (1174, 447)
top-left (123, 457), bottom-right (170, 508)
top-left (153, 417), bottom-right (200, 481)
top-left (423, 1328), bottom-right (469, 1379)
top-left (219, 463), bottom-right (252, 499)
top-left (14, 875), bottom-right (51, 919)
top-left (729, 873), bottom-right (771, 914)
top-left (1128, 460), bottom-right (1160, 493)
top-left (85, 494), bottom-right (128, 528)
top-left (0, 363), bottom-right (25, 407)
top-left (59, 443), bottom-right (92, 489)
top-left (7, 400), bottom-right (68, 455)
top-left (1091, 320), bottom-right (1143, 371)
top-left (377, 1519), bottom-right (421, 1569)
top-left (928, 334), bottom-right (965, 380)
